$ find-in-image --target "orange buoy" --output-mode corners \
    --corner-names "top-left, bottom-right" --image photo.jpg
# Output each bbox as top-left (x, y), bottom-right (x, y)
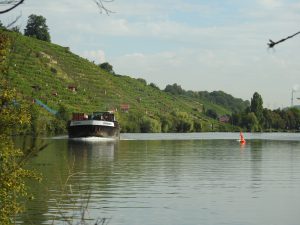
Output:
top-left (239, 131), bottom-right (246, 144)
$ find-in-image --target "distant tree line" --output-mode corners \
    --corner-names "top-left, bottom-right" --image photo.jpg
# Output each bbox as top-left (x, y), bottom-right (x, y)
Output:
top-left (164, 84), bottom-right (300, 132)
top-left (231, 92), bottom-right (300, 132)
top-left (120, 110), bottom-right (212, 133)
top-left (164, 83), bottom-right (250, 113)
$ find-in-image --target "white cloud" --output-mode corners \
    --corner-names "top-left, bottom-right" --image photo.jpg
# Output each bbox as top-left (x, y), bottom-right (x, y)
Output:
top-left (114, 0), bottom-right (217, 18)
top-left (113, 48), bottom-right (244, 88)
top-left (82, 49), bottom-right (106, 64)
top-left (258, 0), bottom-right (283, 8)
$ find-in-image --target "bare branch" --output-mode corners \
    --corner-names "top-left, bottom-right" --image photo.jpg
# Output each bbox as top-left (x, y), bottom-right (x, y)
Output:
top-left (0, 0), bottom-right (114, 15)
top-left (93, 0), bottom-right (114, 15)
top-left (0, 0), bottom-right (24, 14)
top-left (268, 31), bottom-right (300, 48)
top-left (6, 12), bottom-right (21, 28)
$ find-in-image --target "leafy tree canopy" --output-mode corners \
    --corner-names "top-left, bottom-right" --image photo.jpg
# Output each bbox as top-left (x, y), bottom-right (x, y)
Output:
top-left (99, 62), bottom-right (114, 74)
top-left (140, 116), bottom-right (161, 133)
top-left (24, 14), bottom-right (51, 42)
top-left (149, 82), bottom-right (160, 90)
top-left (137, 78), bottom-right (147, 85)
top-left (250, 92), bottom-right (263, 123)
top-left (174, 111), bottom-right (193, 132)
top-left (206, 108), bottom-right (218, 119)
top-left (164, 83), bottom-right (185, 95)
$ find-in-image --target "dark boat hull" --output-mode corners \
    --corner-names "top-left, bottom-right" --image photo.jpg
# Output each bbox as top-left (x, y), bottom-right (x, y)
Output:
top-left (68, 121), bottom-right (120, 139)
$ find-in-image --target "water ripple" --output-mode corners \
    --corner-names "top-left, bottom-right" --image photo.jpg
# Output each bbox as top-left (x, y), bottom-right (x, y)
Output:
top-left (19, 134), bottom-right (300, 225)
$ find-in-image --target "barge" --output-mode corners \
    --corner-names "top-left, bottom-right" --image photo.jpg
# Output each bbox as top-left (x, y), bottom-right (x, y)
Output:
top-left (68, 111), bottom-right (120, 139)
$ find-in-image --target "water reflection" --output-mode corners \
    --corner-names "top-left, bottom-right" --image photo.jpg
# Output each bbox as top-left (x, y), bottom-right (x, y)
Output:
top-left (68, 140), bottom-right (118, 162)
top-left (249, 140), bottom-right (263, 194)
top-left (20, 140), bottom-right (119, 224)
top-left (18, 135), bottom-right (300, 225)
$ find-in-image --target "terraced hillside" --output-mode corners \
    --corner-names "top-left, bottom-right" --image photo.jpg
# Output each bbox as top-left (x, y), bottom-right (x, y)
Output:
top-left (2, 30), bottom-right (247, 133)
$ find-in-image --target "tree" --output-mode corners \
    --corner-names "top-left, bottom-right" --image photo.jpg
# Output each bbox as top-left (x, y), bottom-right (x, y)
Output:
top-left (231, 112), bottom-right (242, 127)
top-left (206, 108), bottom-right (218, 119)
top-left (137, 78), bottom-right (147, 85)
top-left (140, 116), bottom-right (161, 133)
top-left (24, 14), bottom-right (51, 42)
top-left (99, 62), bottom-right (114, 74)
top-left (164, 83), bottom-right (185, 95)
top-left (149, 82), bottom-right (160, 90)
top-left (160, 115), bottom-right (173, 132)
top-left (197, 90), bottom-right (249, 113)
top-left (174, 111), bottom-right (193, 132)
top-left (271, 111), bottom-right (286, 130)
top-left (263, 108), bottom-right (274, 130)
top-left (193, 119), bottom-right (202, 132)
top-left (280, 108), bottom-right (300, 130)
top-left (250, 92), bottom-right (263, 124)
top-left (242, 112), bottom-right (260, 132)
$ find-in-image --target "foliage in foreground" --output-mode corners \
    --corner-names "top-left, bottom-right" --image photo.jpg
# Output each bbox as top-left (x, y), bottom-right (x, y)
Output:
top-left (0, 33), bottom-right (42, 225)
top-left (0, 83), bottom-right (42, 224)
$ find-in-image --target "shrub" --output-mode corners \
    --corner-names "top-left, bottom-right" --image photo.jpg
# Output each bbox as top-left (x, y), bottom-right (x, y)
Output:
top-left (140, 116), bottom-right (161, 133)
top-left (174, 112), bottom-right (193, 132)
top-left (50, 67), bottom-right (57, 74)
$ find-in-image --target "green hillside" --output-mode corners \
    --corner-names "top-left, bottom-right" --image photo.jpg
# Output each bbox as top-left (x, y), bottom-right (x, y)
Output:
top-left (1, 30), bottom-right (248, 134)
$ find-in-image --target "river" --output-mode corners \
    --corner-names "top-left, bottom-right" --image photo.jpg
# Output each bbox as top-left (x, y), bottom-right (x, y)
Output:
top-left (20, 133), bottom-right (300, 225)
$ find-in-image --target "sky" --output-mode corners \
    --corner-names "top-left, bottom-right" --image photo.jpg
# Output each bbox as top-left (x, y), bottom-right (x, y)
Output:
top-left (1, 0), bottom-right (300, 108)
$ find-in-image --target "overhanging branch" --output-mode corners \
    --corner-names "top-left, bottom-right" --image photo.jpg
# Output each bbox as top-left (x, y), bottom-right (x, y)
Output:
top-left (0, 0), bottom-right (114, 15)
top-left (0, 0), bottom-right (24, 14)
top-left (93, 0), bottom-right (114, 15)
top-left (268, 31), bottom-right (300, 48)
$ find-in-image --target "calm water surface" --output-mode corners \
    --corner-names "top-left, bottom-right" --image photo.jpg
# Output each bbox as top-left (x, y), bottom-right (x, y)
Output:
top-left (21, 133), bottom-right (300, 225)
